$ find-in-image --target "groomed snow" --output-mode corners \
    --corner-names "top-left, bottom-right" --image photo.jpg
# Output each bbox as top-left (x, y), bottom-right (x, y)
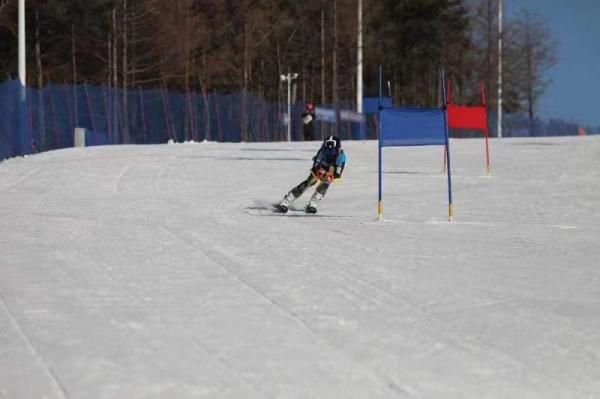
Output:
top-left (1, 136), bottom-right (599, 398)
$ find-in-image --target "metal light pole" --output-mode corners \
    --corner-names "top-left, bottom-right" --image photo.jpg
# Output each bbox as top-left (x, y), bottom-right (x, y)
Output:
top-left (497, 0), bottom-right (503, 138)
top-left (18, 0), bottom-right (29, 155)
top-left (356, 0), bottom-right (363, 114)
top-left (18, 0), bottom-right (25, 88)
top-left (281, 72), bottom-right (298, 142)
top-left (357, 0), bottom-right (365, 141)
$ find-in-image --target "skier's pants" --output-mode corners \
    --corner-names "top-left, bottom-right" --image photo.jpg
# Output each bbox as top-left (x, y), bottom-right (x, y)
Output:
top-left (290, 174), bottom-right (330, 199)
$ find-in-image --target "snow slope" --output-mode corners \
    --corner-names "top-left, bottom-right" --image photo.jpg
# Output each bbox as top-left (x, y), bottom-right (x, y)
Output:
top-left (1, 136), bottom-right (599, 398)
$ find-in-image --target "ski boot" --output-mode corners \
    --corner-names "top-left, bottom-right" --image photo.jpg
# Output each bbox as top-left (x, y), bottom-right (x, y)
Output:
top-left (306, 191), bottom-right (324, 214)
top-left (276, 192), bottom-right (296, 213)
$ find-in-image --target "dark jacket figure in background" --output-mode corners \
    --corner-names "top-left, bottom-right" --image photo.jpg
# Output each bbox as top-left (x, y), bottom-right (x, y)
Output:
top-left (301, 102), bottom-right (316, 141)
top-left (277, 136), bottom-right (346, 214)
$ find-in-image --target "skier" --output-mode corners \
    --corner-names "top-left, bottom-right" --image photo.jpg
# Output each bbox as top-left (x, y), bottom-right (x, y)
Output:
top-left (301, 102), bottom-right (316, 141)
top-left (277, 135), bottom-right (346, 214)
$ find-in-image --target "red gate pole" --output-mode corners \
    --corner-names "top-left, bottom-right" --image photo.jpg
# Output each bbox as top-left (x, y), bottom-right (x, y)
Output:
top-left (481, 81), bottom-right (491, 175)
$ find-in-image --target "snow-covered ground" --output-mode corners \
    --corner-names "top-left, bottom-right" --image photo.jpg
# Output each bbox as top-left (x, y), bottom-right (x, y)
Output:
top-left (1, 136), bottom-right (599, 398)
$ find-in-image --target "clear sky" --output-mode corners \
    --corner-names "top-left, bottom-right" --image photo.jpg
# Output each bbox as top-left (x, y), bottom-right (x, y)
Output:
top-left (506, 0), bottom-right (600, 126)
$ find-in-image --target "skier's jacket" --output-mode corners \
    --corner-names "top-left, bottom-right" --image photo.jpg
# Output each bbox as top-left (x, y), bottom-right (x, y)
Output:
top-left (311, 141), bottom-right (346, 180)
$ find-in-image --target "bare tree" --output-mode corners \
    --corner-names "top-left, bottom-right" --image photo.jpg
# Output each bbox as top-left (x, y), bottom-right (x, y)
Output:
top-left (332, 0), bottom-right (338, 107)
top-left (34, 9), bottom-right (46, 149)
top-left (321, 1), bottom-right (326, 105)
top-left (513, 9), bottom-right (557, 134)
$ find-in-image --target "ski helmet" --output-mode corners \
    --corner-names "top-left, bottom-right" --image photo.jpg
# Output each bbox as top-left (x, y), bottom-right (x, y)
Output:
top-left (306, 102), bottom-right (314, 111)
top-left (324, 135), bottom-right (341, 149)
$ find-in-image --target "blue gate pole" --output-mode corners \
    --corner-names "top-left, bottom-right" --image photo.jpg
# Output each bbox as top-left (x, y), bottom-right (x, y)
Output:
top-left (441, 68), bottom-right (454, 221)
top-left (378, 64), bottom-right (383, 221)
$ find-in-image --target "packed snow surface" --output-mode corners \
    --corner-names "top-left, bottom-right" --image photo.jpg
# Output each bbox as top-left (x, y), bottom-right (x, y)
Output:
top-left (1, 136), bottom-right (599, 398)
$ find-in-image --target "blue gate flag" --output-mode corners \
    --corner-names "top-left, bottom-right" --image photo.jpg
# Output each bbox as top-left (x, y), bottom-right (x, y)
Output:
top-left (380, 106), bottom-right (447, 147)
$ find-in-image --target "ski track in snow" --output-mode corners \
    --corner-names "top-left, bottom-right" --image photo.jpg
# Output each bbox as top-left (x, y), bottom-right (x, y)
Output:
top-left (0, 292), bottom-right (69, 399)
top-left (226, 200), bottom-right (587, 396)
top-left (0, 168), bottom-right (41, 191)
top-left (157, 223), bottom-right (411, 397)
top-left (1, 137), bottom-right (600, 398)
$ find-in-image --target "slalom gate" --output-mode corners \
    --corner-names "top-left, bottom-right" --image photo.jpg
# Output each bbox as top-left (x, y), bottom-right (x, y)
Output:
top-left (446, 81), bottom-right (491, 175)
top-left (377, 66), bottom-right (454, 221)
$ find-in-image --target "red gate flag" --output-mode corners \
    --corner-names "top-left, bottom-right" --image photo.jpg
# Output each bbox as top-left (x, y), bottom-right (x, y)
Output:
top-left (447, 104), bottom-right (488, 130)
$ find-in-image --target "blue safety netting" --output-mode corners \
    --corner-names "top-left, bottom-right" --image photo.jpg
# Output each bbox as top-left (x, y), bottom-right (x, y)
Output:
top-left (0, 80), bottom-right (31, 159)
top-left (0, 79), bottom-right (372, 159)
top-left (2, 80), bottom-right (595, 160)
top-left (379, 106), bottom-right (447, 147)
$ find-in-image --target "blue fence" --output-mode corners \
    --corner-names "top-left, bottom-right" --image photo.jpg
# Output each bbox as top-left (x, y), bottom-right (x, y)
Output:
top-left (1, 80), bottom-right (374, 159)
top-left (1, 79), bottom-right (596, 160)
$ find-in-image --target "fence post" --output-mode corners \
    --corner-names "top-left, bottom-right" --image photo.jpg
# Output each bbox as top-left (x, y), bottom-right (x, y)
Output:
top-left (101, 86), bottom-right (111, 144)
top-left (139, 87), bottom-right (147, 142)
top-left (6, 87), bottom-right (14, 156)
top-left (47, 89), bottom-right (59, 148)
top-left (160, 86), bottom-right (174, 142)
top-left (84, 82), bottom-right (96, 133)
top-left (63, 84), bottom-right (73, 142)
top-left (214, 90), bottom-right (222, 142)
top-left (186, 89), bottom-right (195, 141)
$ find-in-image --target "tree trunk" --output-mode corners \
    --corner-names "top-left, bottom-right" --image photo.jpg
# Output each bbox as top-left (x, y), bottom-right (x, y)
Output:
top-left (184, 7), bottom-right (194, 141)
top-left (242, 17), bottom-right (249, 142)
top-left (525, 23), bottom-right (534, 135)
top-left (301, 62), bottom-right (306, 103)
top-left (277, 41), bottom-right (282, 140)
top-left (332, 0), bottom-right (337, 106)
top-left (527, 63), bottom-right (534, 135)
top-left (122, 0), bottom-right (129, 143)
top-left (72, 24), bottom-right (78, 128)
top-left (130, 3), bottom-right (136, 89)
top-left (107, 30), bottom-right (112, 141)
top-left (200, 45), bottom-right (211, 142)
top-left (107, 31), bottom-right (111, 87)
top-left (198, 76), bottom-right (210, 142)
top-left (320, 3), bottom-right (326, 105)
top-left (259, 59), bottom-right (265, 98)
top-left (35, 10), bottom-right (46, 150)
top-left (112, 7), bottom-right (118, 143)
top-left (487, 0), bottom-right (494, 106)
